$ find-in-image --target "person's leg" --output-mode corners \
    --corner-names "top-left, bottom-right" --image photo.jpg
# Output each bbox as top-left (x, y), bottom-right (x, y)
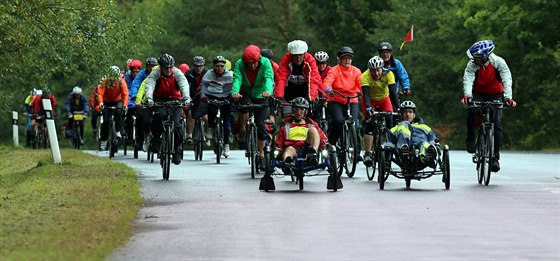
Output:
top-left (327, 102), bottom-right (344, 145)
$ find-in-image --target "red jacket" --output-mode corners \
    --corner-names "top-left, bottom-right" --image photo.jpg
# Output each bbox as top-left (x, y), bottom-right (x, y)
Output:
top-left (275, 116), bottom-right (329, 151)
top-left (30, 95), bottom-right (57, 116)
top-left (274, 52), bottom-right (323, 101)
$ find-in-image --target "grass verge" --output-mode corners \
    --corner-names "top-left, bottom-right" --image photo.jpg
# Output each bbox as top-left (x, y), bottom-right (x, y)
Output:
top-left (0, 147), bottom-right (141, 261)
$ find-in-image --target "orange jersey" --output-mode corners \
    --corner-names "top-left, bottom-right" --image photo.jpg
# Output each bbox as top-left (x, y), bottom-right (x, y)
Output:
top-left (97, 77), bottom-right (129, 106)
top-left (323, 65), bottom-right (361, 104)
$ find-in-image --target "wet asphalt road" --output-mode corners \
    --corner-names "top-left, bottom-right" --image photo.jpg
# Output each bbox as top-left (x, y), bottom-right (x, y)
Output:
top-left (86, 150), bottom-right (559, 261)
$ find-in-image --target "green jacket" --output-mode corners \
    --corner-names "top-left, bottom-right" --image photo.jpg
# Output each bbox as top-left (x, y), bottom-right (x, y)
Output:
top-left (232, 57), bottom-right (273, 99)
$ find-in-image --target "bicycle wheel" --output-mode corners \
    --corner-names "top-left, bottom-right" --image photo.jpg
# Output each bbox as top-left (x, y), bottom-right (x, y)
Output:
top-left (367, 135), bottom-right (382, 181)
top-left (329, 148), bottom-right (339, 192)
top-left (72, 124), bottom-right (80, 149)
top-left (344, 124), bottom-right (358, 178)
top-left (476, 132), bottom-right (484, 184)
top-left (249, 125), bottom-right (258, 178)
top-left (442, 149), bottom-right (450, 189)
top-left (162, 127), bottom-right (172, 180)
top-left (193, 119), bottom-right (204, 161)
top-left (484, 127), bottom-right (494, 186)
top-left (215, 119), bottom-right (223, 164)
top-left (378, 149), bottom-right (388, 190)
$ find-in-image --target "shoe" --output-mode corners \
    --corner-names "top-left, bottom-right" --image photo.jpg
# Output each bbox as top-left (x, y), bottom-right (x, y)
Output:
top-left (357, 155), bottom-right (363, 162)
top-left (491, 159), bottom-right (500, 172)
top-left (223, 144), bottom-right (230, 158)
top-left (205, 139), bottom-right (211, 147)
top-left (80, 139), bottom-right (84, 145)
top-left (142, 141), bottom-right (149, 152)
top-left (400, 144), bottom-right (410, 164)
top-left (282, 156), bottom-right (293, 175)
top-left (306, 151), bottom-right (318, 166)
top-left (466, 138), bottom-right (476, 153)
top-left (116, 132), bottom-right (122, 139)
top-left (425, 144), bottom-right (437, 168)
top-left (205, 128), bottom-right (213, 140)
top-left (172, 153), bottom-right (181, 165)
top-left (363, 151), bottom-right (373, 167)
top-left (185, 133), bottom-right (193, 145)
top-left (100, 140), bottom-right (108, 150)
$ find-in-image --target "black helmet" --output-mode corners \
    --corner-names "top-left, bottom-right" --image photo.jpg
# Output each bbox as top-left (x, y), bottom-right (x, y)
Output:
top-left (158, 53), bottom-right (175, 68)
top-left (192, 56), bottom-right (205, 66)
top-left (213, 55), bottom-right (227, 64)
top-left (146, 57), bottom-right (158, 66)
top-left (337, 46), bottom-right (354, 58)
top-left (291, 97), bottom-right (309, 109)
top-left (260, 49), bottom-right (274, 59)
top-left (378, 42), bottom-right (393, 51)
top-left (400, 100), bottom-right (416, 113)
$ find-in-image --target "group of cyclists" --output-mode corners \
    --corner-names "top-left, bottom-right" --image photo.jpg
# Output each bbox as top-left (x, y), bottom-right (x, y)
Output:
top-left (23, 38), bottom-right (516, 175)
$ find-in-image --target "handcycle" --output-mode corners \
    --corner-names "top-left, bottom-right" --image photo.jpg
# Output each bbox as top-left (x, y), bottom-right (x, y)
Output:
top-left (206, 98), bottom-right (231, 163)
top-left (329, 89), bottom-right (360, 178)
top-left (153, 100), bottom-right (184, 180)
top-left (363, 109), bottom-right (398, 181)
top-left (233, 101), bottom-right (270, 179)
top-left (469, 100), bottom-right (504, 186)
top-left (70, 111), bottom-right (86, 149)
top-left (378, 140), bottom-right (450, 190)
top-left (259, 139), bottom-right (341, 192)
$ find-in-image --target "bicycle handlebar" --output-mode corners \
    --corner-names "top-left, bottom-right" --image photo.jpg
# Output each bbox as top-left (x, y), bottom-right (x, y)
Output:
top-left (207, 99), bottom-right (230, 106)
top-left (329, 89), bottom-right (361, 99)
top-left (468, 100), bottom-right (504, 109)
top-left (153, 100), bottom-right (184, 107)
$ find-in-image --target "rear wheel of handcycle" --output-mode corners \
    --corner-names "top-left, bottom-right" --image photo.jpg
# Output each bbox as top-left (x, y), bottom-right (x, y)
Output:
top-left (483, 129), bottom-right (494, 186)
top-left (442, 149), bottom-right (450, 189)
top-left (344, 125), bottom-right (358, 178)
top-left (329, 149), bottom-right (339, 192)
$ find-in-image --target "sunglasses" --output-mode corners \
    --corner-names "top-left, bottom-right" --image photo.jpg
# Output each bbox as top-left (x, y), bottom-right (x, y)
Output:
top-left (214, 65), bottom-right (225, 68)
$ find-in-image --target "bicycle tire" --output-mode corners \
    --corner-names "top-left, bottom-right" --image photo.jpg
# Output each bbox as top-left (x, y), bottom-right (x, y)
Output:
top-left (163, 126), bottom-right (173, 180)
top-left (329, 149), bottom-right (339, 192)
top-left (298, 173), bottom-right (304, 190)
top-left (72, 124), bottom-right (80, 149)
top-left (345, 124), bottom-right (358, 178)
top-left (367, 135), bottom-right (382, 181)
top-left (378, 150), bottom-right (388, 190)
top-left (476, 132), bottom-right (484, 184)
top-left (215, 119), bottom-right (223, 164)
top-left (248, 124), bottom-right (257, 178)
top-left (484, 126), bottom-right (494, 186)
top-left (443, 149), bottom-right (450, 189)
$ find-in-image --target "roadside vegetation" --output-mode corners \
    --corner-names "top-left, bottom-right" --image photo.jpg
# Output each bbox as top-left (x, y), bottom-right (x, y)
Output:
top-left (0, 147), bottom-right (141, 261)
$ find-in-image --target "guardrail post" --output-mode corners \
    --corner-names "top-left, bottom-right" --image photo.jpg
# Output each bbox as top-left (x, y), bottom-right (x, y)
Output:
top-left (42, 99), bottom-right (62, 163)
top-left (12, 111), bottom-right (19, 146)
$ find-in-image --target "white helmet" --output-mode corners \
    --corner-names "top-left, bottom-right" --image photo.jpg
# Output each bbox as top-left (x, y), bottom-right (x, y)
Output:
top-left (72, 86), bottom-right (82, 94)
top-left (367, 56), bottom-right (384, 70)
top-left (287, 40), bottom-right (308, 55)
top-left (314, 51), bottom-right (329, 63)
top-left (110, 65), bottom-right (121, 74)
top-left (35, 90), bottom-right (43, 96)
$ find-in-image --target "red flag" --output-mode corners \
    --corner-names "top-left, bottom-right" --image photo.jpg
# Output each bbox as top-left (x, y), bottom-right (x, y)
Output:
top-left (400, 25), bottom-right (414, 50)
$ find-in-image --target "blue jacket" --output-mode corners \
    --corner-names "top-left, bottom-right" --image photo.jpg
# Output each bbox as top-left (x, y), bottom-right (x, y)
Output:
top-left (130, 69), bottom-right (150, 105)
top-left (124, 72), bottom-right (137, 108)
top-left (64, 94), bottom-right (89, 115)
top-left (384, 57), bottom-right (410, 92)
top-left (387, 117), bottom-right (436, 150)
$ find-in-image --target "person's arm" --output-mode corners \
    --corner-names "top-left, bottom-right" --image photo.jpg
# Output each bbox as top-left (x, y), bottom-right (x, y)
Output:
top-left (308, 54), bottom-right (323, 101)
top-left (462, 61), bottom-right (477, 98)
top-left (81, 96), bottom-right (89, 115)
top-left (274, 53), bottom-right (290, 99)
top-left (144, 68), bottom-right (160, 101)
top-left (493, 55), bottom-right (513, 99)
top-left (395, 60), bottom-right (411, 92)
top-left (120, 78), bottom-right (129, 107)
top-left (64, 95), bottom-right (72, 114)
top-left (262, 57), bottom-right (274, 95)
top-left (232, 59), bottom-right (243, 95)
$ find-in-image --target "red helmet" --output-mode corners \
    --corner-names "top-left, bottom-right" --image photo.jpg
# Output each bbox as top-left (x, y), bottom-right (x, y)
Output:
top-left (128, 59), bottom-right (143, 69)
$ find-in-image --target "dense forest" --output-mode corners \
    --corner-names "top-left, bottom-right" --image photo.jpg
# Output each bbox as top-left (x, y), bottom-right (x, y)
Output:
top-left (1, 0), bottom-right (558, 150)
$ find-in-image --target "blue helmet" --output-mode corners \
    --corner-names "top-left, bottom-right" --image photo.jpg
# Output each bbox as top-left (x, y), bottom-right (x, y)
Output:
top-left (468, 40), bottom-right (495, 59)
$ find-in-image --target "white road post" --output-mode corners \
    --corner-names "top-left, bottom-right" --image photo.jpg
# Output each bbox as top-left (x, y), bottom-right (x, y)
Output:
top-left (42, 99), bottom-right (62, 163)
top-left (12, 111), bottom-right (19, 146)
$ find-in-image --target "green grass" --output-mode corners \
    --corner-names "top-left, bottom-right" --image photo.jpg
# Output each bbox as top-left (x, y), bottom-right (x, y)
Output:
top-left (0, 147), bottom-right (142, 261)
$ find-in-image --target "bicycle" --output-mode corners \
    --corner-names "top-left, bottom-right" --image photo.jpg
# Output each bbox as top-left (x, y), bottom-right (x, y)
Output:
top-left (329, 89), bottom-right (360, 178)
top-left (101, 106), bottom-right (120, 159)
top-left (363, 109), bottom-right (398, 181)
top-left (469, 100), bottom-right (504, 186)
top-left (70, 111), bottom-right (85, 149)
top-left (207, 98), bottom-right (230, 164)
top-left (153, 100), bottom-right (184, 180)
top-left (192, 115), bottom-right (206, 161)
top-left (233, 101), bottom-right (269, 179)
top-left (31, 114), bottom-right (48, 149)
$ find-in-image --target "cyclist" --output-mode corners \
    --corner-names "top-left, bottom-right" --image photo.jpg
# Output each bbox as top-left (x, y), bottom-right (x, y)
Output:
top-left (124, 59), bottom-right (143, 147)
top-left (132, 57), bottom-right (158, 151)
top-left (64, 86), bottom-right (89, 145)
top-left (274, 40), bottom-right (323, 103)
top-left (89, 83), bottom-right (101, 139)
top-left (231, 44), bottom-right (274, 166)
top-left (145, 53), bottom-right (191, 165)
top-left (23, 89), bottom-right (38, 147)
top-left (193, 55), bottom-right (233, 157)
top-left (185, 56), bottom-right (208, 144)
top-left (275, 97), bottom-right (329, 167)
top-left (461, 40), bottom-right (516, 172)
top-left (97, 66), bottom-right (129, 150)
top-left (387, 100), bottom-right (438, 168)
top-left (361, 56), bottom-right (396, 166)
top-left (315, 51), bottom-right (332, 83)
top-left (323, 46), bottom-right (362, 159)
top-left (29, 88), bottom-right (57, 140)
top-left (378, 42), bottom-right (411, 112)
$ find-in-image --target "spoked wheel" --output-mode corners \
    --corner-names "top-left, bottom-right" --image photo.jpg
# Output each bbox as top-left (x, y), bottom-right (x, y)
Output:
top-left (476, 134), bottom-right (484, 184)
top-left (378, 150), bottom-right (390, 190)
top-left (249, 126), bottom-right (258, 178)
top-left (442, 149), bottom-right (451, 189)
top-left (163, 129), bottom-right (173, 180)
top-left (344, 124), bottom-right (358, 178)
top-left (250, 153), bottom-right (257, 179)
top-left (483, 129), bottom-right (494, 186)
top-left (367, 138), bottom-right (382, 181)
top-left (73, 125), bottom-right (81, 149)
top-left (194, 119), bottom-right (204, 161)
